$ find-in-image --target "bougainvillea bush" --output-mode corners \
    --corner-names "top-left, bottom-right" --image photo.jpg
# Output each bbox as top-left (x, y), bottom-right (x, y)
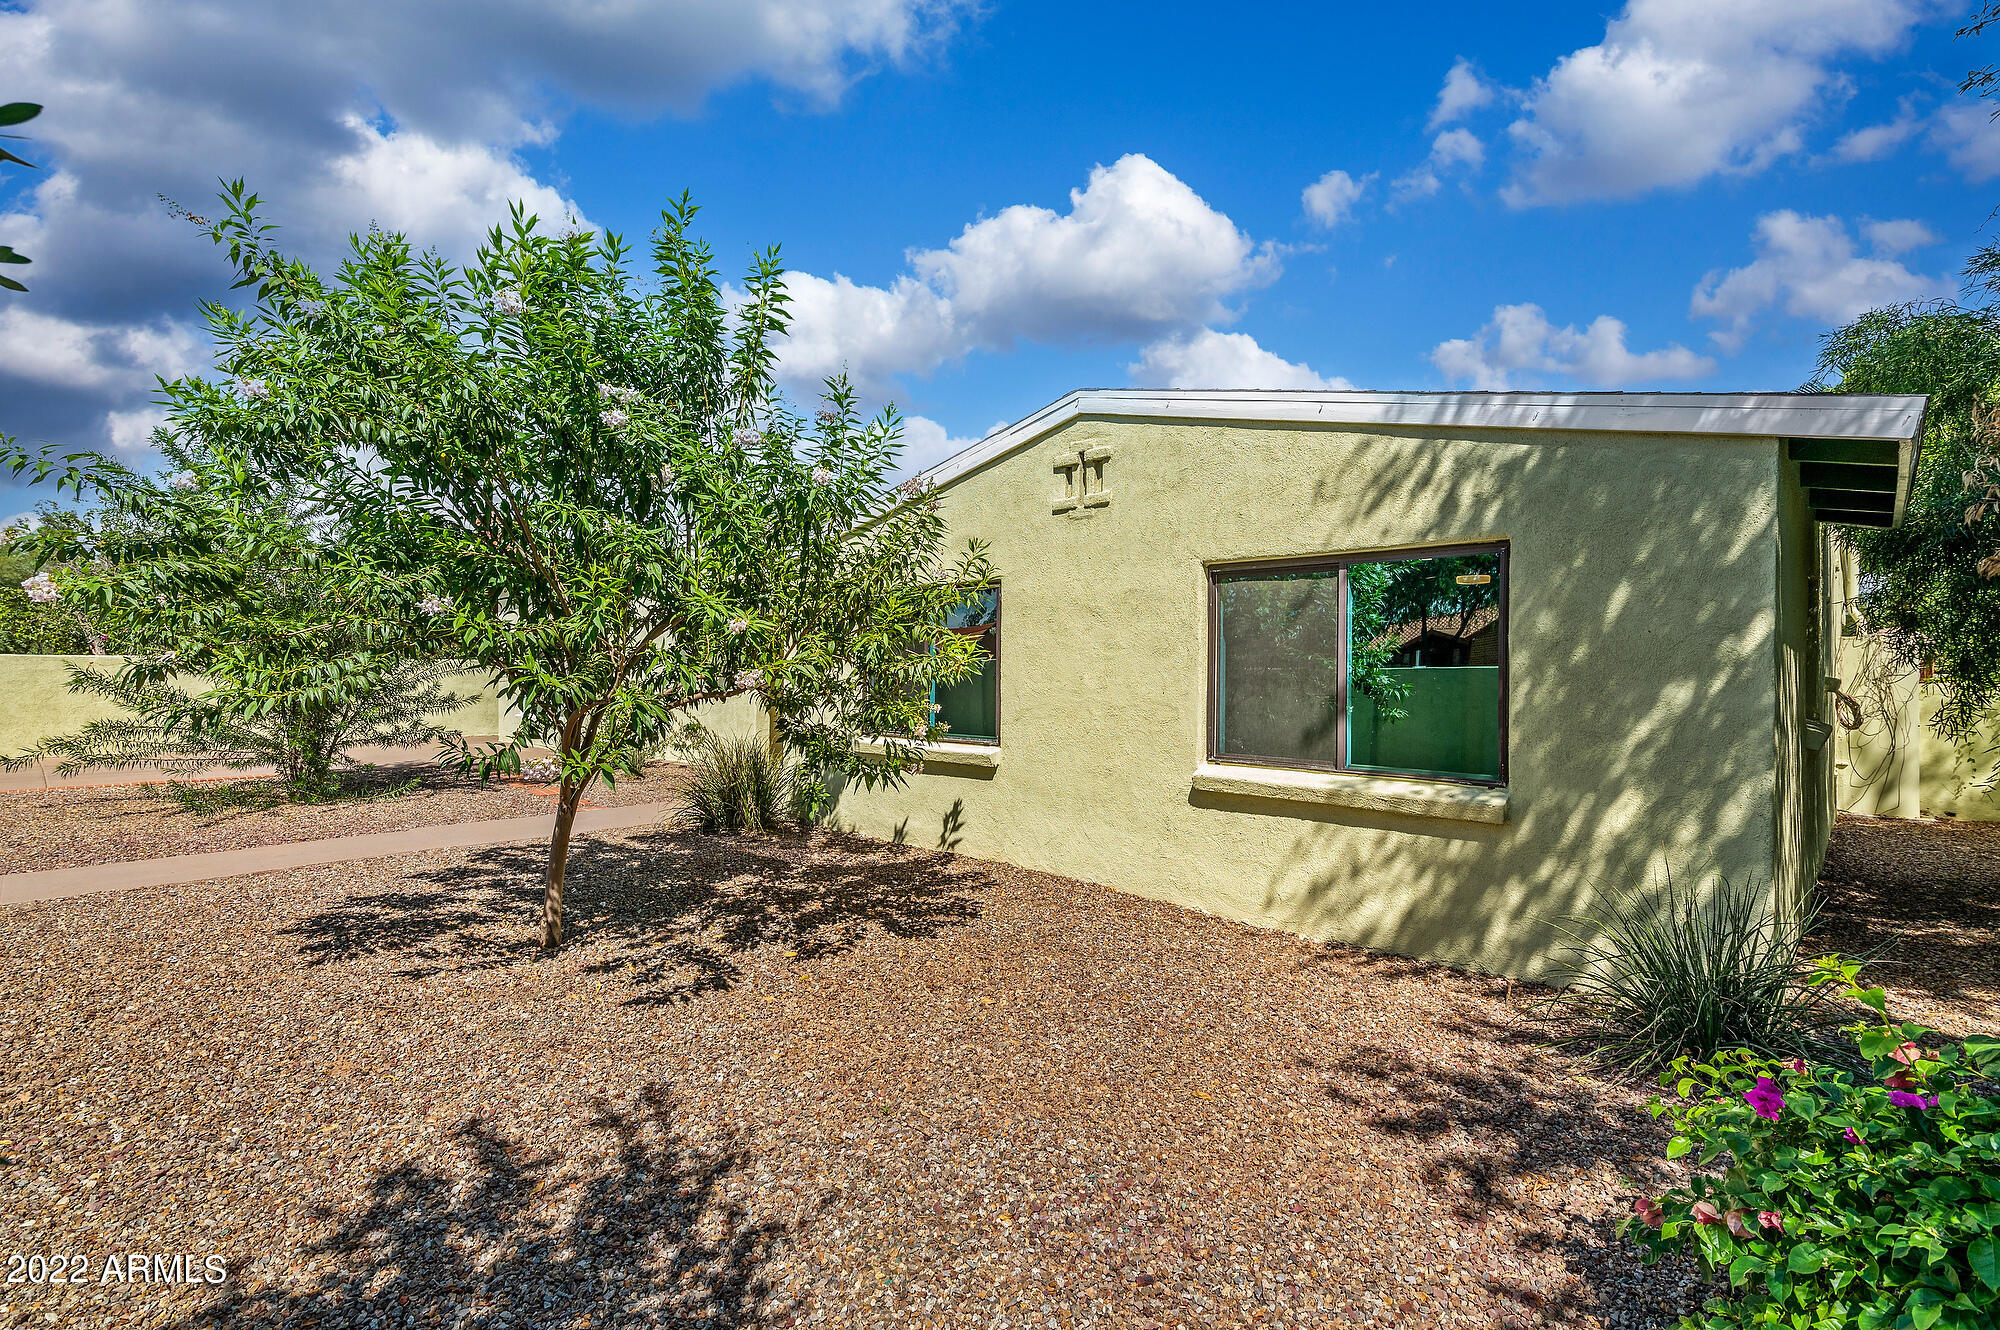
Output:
top-left (1625, 959), bottom-right (2000, 1329)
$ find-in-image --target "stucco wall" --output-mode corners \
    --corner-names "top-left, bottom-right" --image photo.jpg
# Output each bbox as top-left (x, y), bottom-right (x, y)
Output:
top-left (828, 415), bottom-right (1788, 980)
top-left (0, 654), bottom-right (505, 757)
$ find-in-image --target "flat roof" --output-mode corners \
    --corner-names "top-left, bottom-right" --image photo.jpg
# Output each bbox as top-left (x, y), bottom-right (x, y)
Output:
top-left (913, 389), bottom-right (1929, 527)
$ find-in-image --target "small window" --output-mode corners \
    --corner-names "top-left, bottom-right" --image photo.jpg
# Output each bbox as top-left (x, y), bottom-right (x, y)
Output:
top-left (933, 586), bottom-right (999, 743)
top-left (1211, 545), bottom-right (1506, 785)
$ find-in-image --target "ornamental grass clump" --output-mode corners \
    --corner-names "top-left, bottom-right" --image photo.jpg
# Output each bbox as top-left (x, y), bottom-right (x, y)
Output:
top-left (1547, 871), bottom-right (1841, 1073)
top-left (674, 729), bottom-right (796, 835)
top-left (1624, 957), bottom-right (2000, 1330)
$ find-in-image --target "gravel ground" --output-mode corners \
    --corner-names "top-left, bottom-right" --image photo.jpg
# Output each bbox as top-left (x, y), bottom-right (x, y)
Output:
top-left (1813, 812), bottom-right (2000, 1037)
top-left (0, 824), bottom-right (1712, 1330)
top-left (0, 765), bottom-right (690, 875)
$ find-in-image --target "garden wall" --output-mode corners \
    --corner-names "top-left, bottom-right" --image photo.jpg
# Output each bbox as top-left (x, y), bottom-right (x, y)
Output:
top-left (0, 654), bottom-right (508, 758)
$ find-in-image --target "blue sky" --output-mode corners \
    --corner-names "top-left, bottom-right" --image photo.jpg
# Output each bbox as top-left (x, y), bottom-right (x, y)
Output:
top-left (0, 0), bottom-right (1994, 510)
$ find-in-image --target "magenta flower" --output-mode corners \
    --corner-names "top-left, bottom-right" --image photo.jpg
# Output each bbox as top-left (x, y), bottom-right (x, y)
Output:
top-left (1757, 1211), bottom-right (1784, 1232)
top-left (1743, 1076), bottom-right (1785, 1121)
top-left (1786, 1058), bottom-right (1807, 1074)
top-left (1888, 1090), bottom-right (1938, 1111)
top-left (1842, 1127), bottom-right (1862, 1145)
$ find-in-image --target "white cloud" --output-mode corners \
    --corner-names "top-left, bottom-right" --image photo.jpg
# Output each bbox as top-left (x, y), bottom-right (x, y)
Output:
top-left (0, 0), bottom-right (976, 458)
top-left (1431, 303), bottom-right (1714, 389)
top-left (105, 407), bottom-right (171, 453)
top-left (1501, 0), bottom-right (1926, 206)
top-left (1130, 328), bottom-right (1351, 390)
top-left (0, 307), bottom-right (202, 393)
top-left (1429, 57), bottom-right (1499, 131)
top-left (1861, 218), bottom-right (1938, 257)
top-left (1391, 169), bottom-right (1442, 205)
top-left (1302, 169), bottom-right (1371, 228)
top-left (777, 154), bottom-right (1281, 393)
top-left (310, 115), bottom-right (584, 260)
top-left (1430, 128), bottom-right (1486, 171)
top-left (1832, 98), bottom-right (1925, 163)
top-left (897, 414), bottom-right (983, 475)
top-left (1928, 100), bottom-right (2000, 183)
top-left (1690, 210), bottom-right (1951, 351)
top-left (1392, 128), bottom-right (1485, 205)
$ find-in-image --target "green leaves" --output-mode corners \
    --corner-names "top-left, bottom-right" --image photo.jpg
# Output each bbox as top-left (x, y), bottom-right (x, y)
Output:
top-left (1625, 978), bottom-right (2000, 1330)
top-left (0, 99), bottom-right (39, 288)
top-left (1970, 1235), bottom-right (2000, 1292)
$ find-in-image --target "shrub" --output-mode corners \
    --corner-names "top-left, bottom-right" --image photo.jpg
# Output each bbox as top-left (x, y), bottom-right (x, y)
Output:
top-left (1625, 958), bottom-right (2000, 1330)
top-left (674, 729), bottom-right (796, 835)
top-left (1547, 871), bottom-right (1842, 1073)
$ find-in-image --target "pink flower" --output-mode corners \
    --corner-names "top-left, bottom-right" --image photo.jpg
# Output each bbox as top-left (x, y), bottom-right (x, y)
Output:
top-left (1885, 1068), bottom-right (1919, 1091)
top-left (1691, 1201), bottom-right (1723, 1227)
top-left (1757, 1211), bottom-right (1784, 1233)
top-left (1724, 1209), bottom-right (1754, 1239)
top-left (1633, 1197), bottom-right (1664, 1230)
top-left (1842, 1127), bottom-right (1862, 1145)
top-left (1786, 1058), bottom-right (1808, 1074)
top-left (1888, 1042), bottom-right (1928, 1067)
top-left (1888, 1090), bottom-right (1938, 1111)
top-left (1743, 1076), bottom-right (1785, 1121)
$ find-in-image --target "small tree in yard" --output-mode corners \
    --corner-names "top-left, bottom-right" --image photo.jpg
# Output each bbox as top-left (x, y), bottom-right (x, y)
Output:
top-left (3, 438), bottom-right (467, 798)
top-left (49, 184), bottom-right (990, 949)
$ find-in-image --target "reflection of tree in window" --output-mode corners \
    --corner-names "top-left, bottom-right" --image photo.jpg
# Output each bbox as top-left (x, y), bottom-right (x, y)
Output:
top-left (1348, 552), bottom-right (1503, 782)
top-left (932, 587), bottom-right (998, 743)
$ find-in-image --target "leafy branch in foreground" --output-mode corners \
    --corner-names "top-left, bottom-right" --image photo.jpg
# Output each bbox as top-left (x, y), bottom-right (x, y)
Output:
top-left (0, 99), bottom-right (39, 290)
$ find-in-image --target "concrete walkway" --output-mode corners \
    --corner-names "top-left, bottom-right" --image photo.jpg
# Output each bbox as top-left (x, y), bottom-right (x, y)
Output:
top-left (0, 800), bottom-right (673, 907)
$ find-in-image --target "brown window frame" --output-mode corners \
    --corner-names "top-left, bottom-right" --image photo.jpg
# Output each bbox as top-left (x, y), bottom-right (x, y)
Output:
top-left (933, 583), bottom-right (1000, 746)
top-left (1205, 541), bottom-right (1510, 788)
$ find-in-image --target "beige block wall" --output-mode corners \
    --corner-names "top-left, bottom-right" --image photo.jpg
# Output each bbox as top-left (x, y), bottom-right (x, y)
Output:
top-left (1831, 546), bottom-right (2000, 822)
top-left (829, 416), bottom-right (1789, 981)
top-left (0, 654), bottom-right (504, 757)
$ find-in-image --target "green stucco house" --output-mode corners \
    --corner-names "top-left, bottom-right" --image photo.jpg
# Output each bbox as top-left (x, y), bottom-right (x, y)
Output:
top-left (821, 389), bottom-right (1927, 980)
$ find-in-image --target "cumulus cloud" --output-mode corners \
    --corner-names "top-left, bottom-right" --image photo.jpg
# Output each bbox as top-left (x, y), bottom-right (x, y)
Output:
top-left (1130, 328), bottom-right (1350, 391)
top-left (896, 414), bottom-right (986, 475)
top-left (1928, 100), bottom-right (2000, 183)
top-left (0, 0), bottom-right (975, 461)
top-left (1431, 303), bottom-right (1714, 389)
top-left (1832, 98), bottom-right (1925, 163)
top-left (1501, 0), bottom-right (1926, 206)
top-left (1429, 57), bottom-right (1498, 131)
top-left (1690, 210), bottom-right (1951, 352)
top-left (1301, 169), bottom-right (1371, 228)
top-left (776, 154), bottom-right (1282, 393)
top-left (1392, 128), bottom-right (1486, 205)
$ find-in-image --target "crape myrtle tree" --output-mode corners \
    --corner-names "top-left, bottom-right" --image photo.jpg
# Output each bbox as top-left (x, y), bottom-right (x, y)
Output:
top-left (139, 184), bottom-right (990, 948)
top-left (1, 435), bottom-right (466, 797)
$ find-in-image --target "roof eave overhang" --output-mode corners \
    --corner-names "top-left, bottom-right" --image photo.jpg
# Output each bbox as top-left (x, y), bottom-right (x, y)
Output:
top-left (912, 389), bottom-right (1931, 527)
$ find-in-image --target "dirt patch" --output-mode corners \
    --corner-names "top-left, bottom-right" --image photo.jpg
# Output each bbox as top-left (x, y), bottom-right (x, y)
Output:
top-left (0, 827), bottom-right (1706, 1329)
top-left (0, 764), bottom-right (690, 874)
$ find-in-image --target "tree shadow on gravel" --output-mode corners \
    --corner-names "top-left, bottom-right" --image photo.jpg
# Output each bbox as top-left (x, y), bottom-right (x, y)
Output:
top-left (1320, 1036), bottom-right (1707, 1326)
top-left (1810, 817), bottom-right (2000, 1025)
top-left (283, 828), bottom-right (988, 1004)
top-left (186, 1083), bottom-right (807, 1330)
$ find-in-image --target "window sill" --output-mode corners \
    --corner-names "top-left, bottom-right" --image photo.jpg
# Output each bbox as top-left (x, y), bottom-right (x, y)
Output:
top-left (852, 737), bottom-right (1001, 770)
top-left (1191, 761), bottom-right (1509, 824)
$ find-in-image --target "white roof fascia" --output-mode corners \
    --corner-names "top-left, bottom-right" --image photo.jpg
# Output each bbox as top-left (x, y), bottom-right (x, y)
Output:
top-left (912, 389), bottom-right (1929, 523)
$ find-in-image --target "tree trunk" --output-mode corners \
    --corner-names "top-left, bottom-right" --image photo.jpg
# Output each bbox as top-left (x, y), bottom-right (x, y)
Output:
top-left (540, 779), bottom-right (583, 949)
